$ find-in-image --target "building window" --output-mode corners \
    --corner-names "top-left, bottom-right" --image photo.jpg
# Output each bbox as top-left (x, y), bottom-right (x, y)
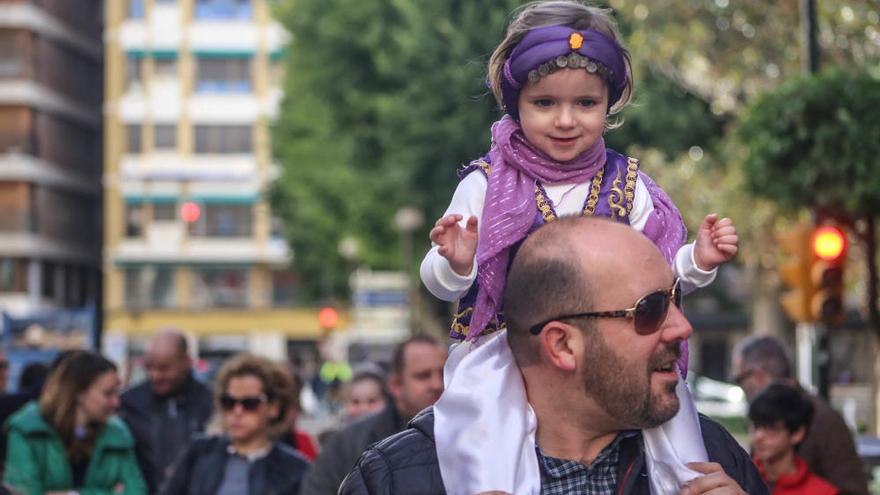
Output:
top-left (154, 57), bottom-right (177, 80)
top-left (196, 58), bottom-right (251, 93)
top-left (271, 270), bottom-right (298, 307)
top-left (124, 266), bottom-right (175, 309)
top-left (125, 204), bottom-right (143, 237)
top-left (126, 124), bottom-right (142, 153)
top-left (0, 258), bottom-right (28, 293)
top-left (125, 56), bottom-right (143, 91)
top-left (194, 125), bottom-right (252, 154)
top-left (0, 32), bottom-right (22, 78)
top-left (154, 125), bottom-right (176, 150)
top-left (153, 203), bottom-right (176, 221)
top-left (195, 0), bottom-right (252, 20)
top-left (129, 0), bottom-right (145, 19)
top-left (189, 204), bottom-right (253, 237)
top-left (192, 268), bottom-right (248, 308)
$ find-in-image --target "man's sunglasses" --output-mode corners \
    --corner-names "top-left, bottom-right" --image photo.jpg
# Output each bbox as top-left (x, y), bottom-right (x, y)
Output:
top-left (529, 278), bottom-right (682, 336)
top-left (219, 394), bottom-right (269, 412)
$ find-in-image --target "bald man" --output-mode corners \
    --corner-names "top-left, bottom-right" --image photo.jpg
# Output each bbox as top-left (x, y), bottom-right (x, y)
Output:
top-left (119, 329), bottom-right (213, 492)
top-left (341, 217), bottom-right (765, 494)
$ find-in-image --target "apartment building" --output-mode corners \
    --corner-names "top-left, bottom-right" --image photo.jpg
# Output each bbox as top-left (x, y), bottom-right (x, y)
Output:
top-left (104, 0), bottom-right (325, 362)
top-left (0, 0), bottom-right (103, 318)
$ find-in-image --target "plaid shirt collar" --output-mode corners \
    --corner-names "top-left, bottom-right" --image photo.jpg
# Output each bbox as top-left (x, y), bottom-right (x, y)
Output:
top-left (537, 430), bottom-right (639, 495)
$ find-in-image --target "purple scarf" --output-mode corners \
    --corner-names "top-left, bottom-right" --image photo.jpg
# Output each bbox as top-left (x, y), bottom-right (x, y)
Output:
top-left (468, 116), bottom-right (607, 339)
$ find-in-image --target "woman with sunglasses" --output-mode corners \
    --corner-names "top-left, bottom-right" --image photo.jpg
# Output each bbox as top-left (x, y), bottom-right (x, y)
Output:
top-left (161, 354), bottom-right (309, 495)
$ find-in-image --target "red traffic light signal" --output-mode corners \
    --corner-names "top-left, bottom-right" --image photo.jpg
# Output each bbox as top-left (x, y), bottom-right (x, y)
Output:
top-left (776, 222), bottom-right (847, 324)
top-left (180, 201), bottom-right (201, 223)
top-left (318, 307), bottom-right (339, 330)
top-left (809, 224), bottom-right (846, 324)
top-left (812, 225), bottom-right (846, 261)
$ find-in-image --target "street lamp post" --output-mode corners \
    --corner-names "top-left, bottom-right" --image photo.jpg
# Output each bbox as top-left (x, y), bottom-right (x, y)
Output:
top-left (394, 207), bottom-right (424, 334)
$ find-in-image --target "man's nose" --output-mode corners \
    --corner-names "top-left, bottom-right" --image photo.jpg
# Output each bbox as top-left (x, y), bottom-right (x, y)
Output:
top-left (660, 304), bottom-right (692, 342)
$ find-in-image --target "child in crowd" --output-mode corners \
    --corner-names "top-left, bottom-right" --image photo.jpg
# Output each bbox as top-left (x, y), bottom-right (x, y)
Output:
top-left (419, 1), bottom-right (738, 493)
top-left (749, 383), bottom-right (839, 495)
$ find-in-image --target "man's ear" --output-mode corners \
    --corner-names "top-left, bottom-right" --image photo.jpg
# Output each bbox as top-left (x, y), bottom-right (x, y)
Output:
top-left (387, 374), bottom-right (402, 401)
top-left (539, 322), bottom-right (582, 372)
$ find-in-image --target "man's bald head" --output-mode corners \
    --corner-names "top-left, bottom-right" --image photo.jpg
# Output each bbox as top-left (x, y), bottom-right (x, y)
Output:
top-left (145, 329), bottom-right (192, 396)
top-left (504, 217), bottom-right (665, 366)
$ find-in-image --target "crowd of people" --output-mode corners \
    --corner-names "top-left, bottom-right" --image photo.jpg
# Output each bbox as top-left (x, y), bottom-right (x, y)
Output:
top-left (0, 0), bottom-right (873, 493)
top-left (0, 330), bottom-right (447, 495)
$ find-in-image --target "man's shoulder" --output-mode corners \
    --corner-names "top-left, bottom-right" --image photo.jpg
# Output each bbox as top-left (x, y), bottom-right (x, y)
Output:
top-left (120, 380), bottom-right (152, 406)
top-left (339, 408), bottom-right (442, 494)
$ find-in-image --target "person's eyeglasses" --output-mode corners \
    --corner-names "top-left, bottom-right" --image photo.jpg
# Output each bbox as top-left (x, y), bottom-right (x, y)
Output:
top-left (219, 394), bottom-right (269, 412)
top-left (733, 369), bottom-right (758, 387)
top-left (529, 278), bottom-right (682, 336)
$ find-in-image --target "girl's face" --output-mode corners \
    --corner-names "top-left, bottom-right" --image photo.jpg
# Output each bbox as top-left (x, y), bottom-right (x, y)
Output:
top-left (78, 370), bottom-right (121, 424)
top-left (344, 379), bottom-right (387, 419)
top-left (518, 69), bottom-right (608, 162)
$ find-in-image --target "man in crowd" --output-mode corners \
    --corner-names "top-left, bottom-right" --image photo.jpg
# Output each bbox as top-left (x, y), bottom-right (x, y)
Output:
top-left (732, 335), bottom-right (868, 495)
top-left (300, 334), bottom-right (446, 495)
top-left (340, 216), bottom-right (766, 494)
top-left (119, 329), bottom-right (213, 492)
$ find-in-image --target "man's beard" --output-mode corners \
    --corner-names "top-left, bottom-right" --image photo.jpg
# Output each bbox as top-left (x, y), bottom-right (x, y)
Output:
top-left (581, 330), bottom-right (681, 429)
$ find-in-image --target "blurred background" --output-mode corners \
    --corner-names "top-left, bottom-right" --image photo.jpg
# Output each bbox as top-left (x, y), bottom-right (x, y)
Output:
top-left (1, 0), bottom-right (880, 486)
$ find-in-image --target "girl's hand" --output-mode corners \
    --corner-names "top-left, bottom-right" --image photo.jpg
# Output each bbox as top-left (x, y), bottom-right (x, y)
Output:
top-left (429, 214), bottom-right (479, 276)
top-left (694, 214), bottom-right (738, 271)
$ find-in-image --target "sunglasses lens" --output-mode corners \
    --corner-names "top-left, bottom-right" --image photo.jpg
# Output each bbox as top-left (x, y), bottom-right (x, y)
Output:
top-left (220, 395), bottom-right (265, 412)
top-left (634, 291), bottom-right (669, 335)
top-left (219, 395), bottom-right (236, 411)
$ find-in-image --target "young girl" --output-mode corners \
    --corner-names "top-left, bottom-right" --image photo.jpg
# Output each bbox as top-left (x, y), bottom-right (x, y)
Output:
top-left (419, 1), bottom-right (738, 493)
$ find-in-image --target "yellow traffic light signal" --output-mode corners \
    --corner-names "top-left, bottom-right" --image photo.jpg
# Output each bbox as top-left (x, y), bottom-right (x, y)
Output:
top-left (809, 224), bottom-right (846, 324)
top-left (777, 224), bottom-right (814, 322)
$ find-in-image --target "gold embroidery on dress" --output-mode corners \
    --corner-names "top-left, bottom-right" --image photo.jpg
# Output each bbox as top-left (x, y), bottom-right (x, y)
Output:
top-left (625, 157), bottom-right (639, 217)
top-left (608, 167), bottom-right (627, 219)
top-left (475, 160), bottom-right (492, 176)
top-left (582, 167), bottom-right (604, 216)
top-left (535, 186), bottom-right (556, 222)
top-left (534, 167), bottom-right (605, 222)
top-left (450, 306), bottom-right (506, 338)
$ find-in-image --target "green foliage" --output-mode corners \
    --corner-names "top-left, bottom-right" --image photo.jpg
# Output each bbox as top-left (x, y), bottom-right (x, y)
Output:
top-left (738, 69), bottom-right (880, 216)
top-left (272, 0), bottom-right (521, 300)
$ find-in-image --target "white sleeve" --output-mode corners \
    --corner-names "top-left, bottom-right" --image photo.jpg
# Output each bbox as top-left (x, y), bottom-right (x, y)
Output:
top-left (419, 172), bottom-right (486, 301)
top-left (673, 243), bottom-right (717, 294)
top-left (629, 176), bottom-right (653, 231)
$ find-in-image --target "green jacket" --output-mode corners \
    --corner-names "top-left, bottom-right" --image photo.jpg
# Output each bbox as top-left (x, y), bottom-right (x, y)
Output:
top-left (3, 402), bottom-right (147, 495)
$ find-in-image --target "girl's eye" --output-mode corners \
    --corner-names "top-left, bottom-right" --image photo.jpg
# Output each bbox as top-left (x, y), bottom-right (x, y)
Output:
top-left (533, 99), bottom-right (553, 107)
top-left (579, 99), bottom-right (597, 107)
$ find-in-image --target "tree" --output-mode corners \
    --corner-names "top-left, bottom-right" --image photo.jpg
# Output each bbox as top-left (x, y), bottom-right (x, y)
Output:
top-left (271, 0), bottom-right (521, 301)
top-left (738, 69), bottom-right (880, 338)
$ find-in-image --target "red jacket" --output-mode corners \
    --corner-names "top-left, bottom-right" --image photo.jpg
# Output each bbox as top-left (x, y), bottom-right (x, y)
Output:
top-left (756, 456), bottom-right (840, 495)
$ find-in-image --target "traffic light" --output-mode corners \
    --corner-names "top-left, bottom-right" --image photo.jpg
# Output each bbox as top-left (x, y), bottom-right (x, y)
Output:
top-left (776, 222), bottom-right (847, 324)
top-left (777, 223), bottom-right (814, 322)
top-left (318, 306), bottom-right (339, 331)
top-left (809, 224), bottom-right (846, 324)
